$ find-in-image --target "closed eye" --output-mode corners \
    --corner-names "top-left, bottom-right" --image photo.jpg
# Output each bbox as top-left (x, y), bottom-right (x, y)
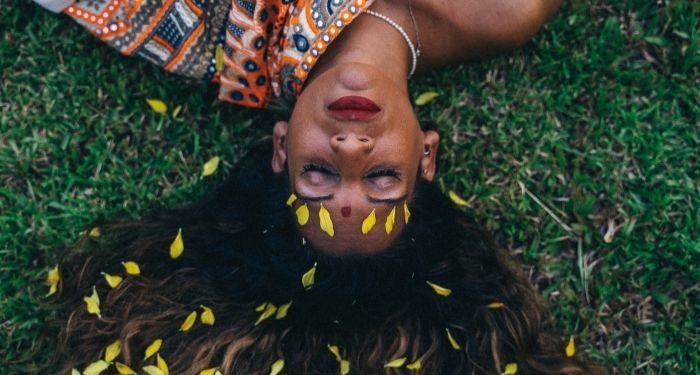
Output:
top-left (365, 168), bottom-right (401, 180)
top-left (301, 163), bottom-right (338, 176)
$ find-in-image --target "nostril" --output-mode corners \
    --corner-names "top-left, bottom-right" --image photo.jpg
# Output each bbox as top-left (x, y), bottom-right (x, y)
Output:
top-left (358, 137), bottom-right (369, 143)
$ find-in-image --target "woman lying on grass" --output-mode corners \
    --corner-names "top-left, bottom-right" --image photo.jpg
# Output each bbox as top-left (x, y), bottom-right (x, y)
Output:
top-left (49, 137), bottom-right (603, 374)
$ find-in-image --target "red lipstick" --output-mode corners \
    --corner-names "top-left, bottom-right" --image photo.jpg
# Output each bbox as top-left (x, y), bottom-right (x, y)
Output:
top-left (328, 96), bottom-right (380, 121)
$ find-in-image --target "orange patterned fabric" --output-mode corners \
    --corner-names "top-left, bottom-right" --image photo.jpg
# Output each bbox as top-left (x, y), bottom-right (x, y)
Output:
top-left (65, 0), bottom-right (375, 108)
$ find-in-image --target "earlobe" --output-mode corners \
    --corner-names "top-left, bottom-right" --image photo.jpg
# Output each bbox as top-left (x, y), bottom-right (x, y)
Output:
top-left (271, 121), bottom-right (289, 174)
top-left (420, 130), bottom-right (440, 181)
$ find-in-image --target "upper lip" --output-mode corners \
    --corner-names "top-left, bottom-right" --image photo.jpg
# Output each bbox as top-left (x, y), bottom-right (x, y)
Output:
top-left (328, 96), bottom-right (381, 121)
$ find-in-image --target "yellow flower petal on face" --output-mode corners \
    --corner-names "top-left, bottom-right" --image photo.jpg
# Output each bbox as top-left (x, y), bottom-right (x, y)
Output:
top-left (104, 339), bottom-right (122, 362)
top-left (296, 204), bottom-right (310, 226)
top-left (102, 272), bottom-right (123, 289)
top-left (180, 311), bottom-right (198, 332)
top-left (71, 368), bottom-right (80, 375)
top-left (269, 359), bottom-right (284, 375)
top-left (445, 328), bottom-right (461, 350)
top-left (144, 338), bottom-right (162, 360)
top-left (286, 193), bottom-right (297, 206)
top-left (426, 281), bottom-right (452, 297)
top-left (361, 209), bottom-right (376, 234)
top-left (157, 354), bottom-right (169, 375)
top-left (448, 191), bottom-right (469, 206)
top-left (201, 156), bottom-right (220, 177)
top-left (384, 357), bottom-right (407, 368)
top-left (200, 305), bottom-right (215, 325)
top-left (146, 99), bottom-right (168, 114)
top-left (83, 286), bottom-right (101, 318)
top-left (319, 203), bottom-right (334, 237)
top-left (115, 362), bottom-right (136, 375)
top-left (301, 262), bottom-right (317, 290)
top-left (275, 301), bottom-right (292, 320)
top-left (487, 301), bottom-right (505, 309)
top-left (84, 360), bottom-right (110, 375)
top-left (565, 335), bottom-right (576, 357)
top-left (406, 359), bottom-right (421, 370)
top-left (169, 228), bottom-right (184, 259)
top-left (503, 362), bottom-right (518, 375)
top-left (198, 368), bottom-right (222, 375)
top-left (404, 202), bottom-right (411, 224)
top-left (215, 44), bottom-right (224, 72)
top-left (172, 105), bottom-right (182, 119)
top-left (46, 265), bottom-right (60, 296)
top-left (340, 359), bottom-right (350, 375)
top-left (385, 206), bottom-right (396, 235)
top-left (255, 303), bottom-right (277, 326)
top-left (414, 91), bottom-right (440, 106)
top-left (142, 365), bottom-right (165, 375)
top-left (89, 227), bottom-right (101, 238)
top-left (122, 261), bottom-right (141, 276)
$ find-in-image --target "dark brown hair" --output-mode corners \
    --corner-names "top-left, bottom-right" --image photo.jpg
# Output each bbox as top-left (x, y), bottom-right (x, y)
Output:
top-left (50, 145), bottom-right (604, 374)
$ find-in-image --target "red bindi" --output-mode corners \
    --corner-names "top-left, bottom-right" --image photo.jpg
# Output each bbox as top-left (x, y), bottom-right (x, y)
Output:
top-left (341, 206), bottom-right (351, 217)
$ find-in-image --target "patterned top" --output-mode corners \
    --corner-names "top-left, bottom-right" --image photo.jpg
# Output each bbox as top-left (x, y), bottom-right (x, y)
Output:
top-left (65, 0), bottom-right (375, 108)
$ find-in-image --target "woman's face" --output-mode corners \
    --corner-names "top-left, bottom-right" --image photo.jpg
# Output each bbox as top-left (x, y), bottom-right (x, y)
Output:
top-left (272, 62), bottom-right (439, 255)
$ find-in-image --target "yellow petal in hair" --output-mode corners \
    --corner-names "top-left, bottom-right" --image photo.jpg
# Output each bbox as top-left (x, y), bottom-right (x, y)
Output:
top-left (301, 262), bottom-right (317, 290)
top-left (487, 301), bottom-right (505, 309)
top-left (327, 345), bottom-right (341, 362)
top-left (144, 338), bottom-right (162, 360)
top-left (71, 369), bottom-right (81, 375)
top-left (180, 311), bottom-right (198, 332)
top-left (83, 286), bottom-right (101, 318)
top-left (426, 281), bottom-right (452, 297)
top-left (215, 44), bottom-right (224, 72)
top-left (256, 303), bottom-right (268, 312)
top-left (404, 202), bottom-right (411, 224)
top-left (340, 359), bottom-right (350, 375)
top-left (448, 191), bottom-right (469, 206)
top-left (142, 365), bottom-right (165, 375)
top-left (276, 301), bottom-right (292, 320)
top-left (445, 328), bottom-right (461, 350)
top-left (319, 203), bottom-right (334, 237)
top-left (255, 303), bottom-right (278, 326)
top-left (157, 354), bottom-right (170, 375)
top-left (83, 360), bottom-right (110, 375)
top-left (200, 305), bottom-right (215, 325)
top-left (269, 359), bottom-right (285, 375)
top-left (104, 339), bottom-right (122, 362)
top-left (122, 261), bottom-right (141, 276)
top-left (198, 368), bottom-right (222, 375)
top-left (115, 362), bottom-right (137, 375)
top-left (503, 362), bottom-right (518, 375)
top-left (46, 265), bottom-right (60, 297)
top-left (102, 272), bottom-right (123, 289)
top-left (286, 193), bottom-right (297, 206)
top-left (385, 206), bottom-right (396, 234)
top-left (296, 204), bottom-right (310, 226)
top-left (201, 156), bottom-right (220, 177)
top-left (89, 226), bottom-right (101, 238)
top-left (565, 335), bottom-right (576, 357)
top-left (147, 99), bottom-right (168, 114)
top-left (169, 228), bottom-right (184, 259)
top-left (361, 209), bottom-right (376, 234)
top-left (406, 359), bottom-right (422, 370)
top-left (384, 357), bottom-right (407, 368)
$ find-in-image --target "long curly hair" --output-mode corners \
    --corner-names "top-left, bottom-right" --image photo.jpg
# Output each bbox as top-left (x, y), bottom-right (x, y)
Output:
top-left (49, 144), bottom-right (603, 374)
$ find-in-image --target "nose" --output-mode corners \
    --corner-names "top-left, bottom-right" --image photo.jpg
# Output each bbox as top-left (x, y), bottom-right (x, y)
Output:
top-left (330, 134), bottom-right (374, 156)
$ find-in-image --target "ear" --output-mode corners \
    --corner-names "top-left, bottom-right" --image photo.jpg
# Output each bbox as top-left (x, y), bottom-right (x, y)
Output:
top-left (271, 121), bottom-right (289, 174)
top-left (420, 130), bottom-right (440, 181)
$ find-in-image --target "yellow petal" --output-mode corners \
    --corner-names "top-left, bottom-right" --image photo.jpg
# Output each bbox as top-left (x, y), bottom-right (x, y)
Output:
top-left (122, 261), bottom-right (141, 276)
top-left (415, 91), bottom-right (439, 106)
top-left (201, 156), bottom-right (220, 177)
top-left (319, 203), bottom-right (334, 237)
top-left (71, 369), bottom-right (81, 375)
top-left (83, 360), bottom-right (110, 375)
top-left (385, 206), bottom-right (396, 235)
top-left (89, 227), bottom-right (101, 238)
top-left (565, 335), bottom-right (576, 357)
top-left (406, 359), bottom-right (421, 370)
top-left (83, 286), bottom-right (101, 318)
top-left (198, 368), bottom-right (222, 375)
top-left (426, 281), bottom-right (452, 297)
top-left (301, 262), bottom-right (317, 290)
top-left (255, 303), bottom-right (268, 312)
top-left (327, 345), bottom-right (341, 362)
top-left (102, 272), bottom-right (123, 289)
top-left (180, 311), bottom-right (198, 332)
top-left (46, 265), bottom-right (60, 296)
top-left (200, 305), bottom-right (215, 325)
top-left (269, 359), bottom-right (284, 375)
top-left (384, 357), bottom-right (407, 368)
top-left (142, 365), bottom-right (165, 375)
top-left (144, 338), bottom-right (162, 360)
top-left (172, 105), bottom-right (182, 119)
top-left (104, 339), bottom-right (122, 362)
top-left (255, 302), bottom-right (277, 326)
top-left (169, 228), bottom-right (185, 259)
top-left (47, 282), bottom-right (58, 297)
top-left (275, 301), bottom-right (292, 320)
top-left (503, 362), bottom-right (518, 375)
top-left (215, 44), bottom-right (224, 72)
top-left (448, 191), bottom-right (469, 206)
top-left (286, 193), bottom-right (297, 206)
top-left (157, 354), bottom-right (169, 375)
top-left (296, 204), bottom-right (310, 226)
top-left (361, 209), bottom-right (376, 234)
top-left (445, 328), bottom-right (461, 350)
top-left (115, 362), bottom-right (137, 375)
top-left (487, 302), bottom-right (505, 309)
top-left (146, 99), bottom-right (168, 114)
top-left (404, 202), bottom-right (411, 224)
top-left (340, 359), bottom-right (350, 375)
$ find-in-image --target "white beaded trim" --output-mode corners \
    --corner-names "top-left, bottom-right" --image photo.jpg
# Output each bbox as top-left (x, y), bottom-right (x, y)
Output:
top-left (364, 9), bottom-right (420, 78)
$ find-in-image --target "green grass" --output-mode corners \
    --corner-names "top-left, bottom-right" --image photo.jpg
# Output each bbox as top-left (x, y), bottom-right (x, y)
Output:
top-left (1, 0), bottom-right (698, 373)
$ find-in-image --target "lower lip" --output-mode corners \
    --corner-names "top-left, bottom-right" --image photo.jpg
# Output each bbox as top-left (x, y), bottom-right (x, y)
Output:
top-left (328, 96), bottom-right (380, 121)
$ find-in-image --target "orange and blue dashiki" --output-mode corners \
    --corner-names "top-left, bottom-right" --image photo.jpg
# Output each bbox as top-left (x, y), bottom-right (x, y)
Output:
top-left (64, 0), bottom-right (374, 108)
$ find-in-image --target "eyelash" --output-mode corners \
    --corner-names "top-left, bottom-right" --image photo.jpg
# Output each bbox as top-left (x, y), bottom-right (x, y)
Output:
top-left (301, 164), bottom-right (401, 180)
top-left (365, 168), bottom-right (401, 179)
top-left (301, 163), bottom-right (337, 175)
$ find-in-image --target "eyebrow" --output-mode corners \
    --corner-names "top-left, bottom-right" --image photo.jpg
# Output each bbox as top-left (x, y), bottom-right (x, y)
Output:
top-left (294, 191), bottom-right (407, 206)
